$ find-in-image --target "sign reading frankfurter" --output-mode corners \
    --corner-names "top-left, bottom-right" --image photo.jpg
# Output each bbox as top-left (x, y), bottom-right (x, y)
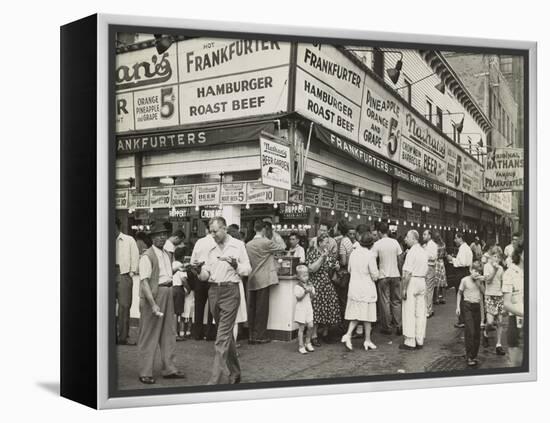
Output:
top-left (483, 148), bottom-right (524, 192)
top-left (295, 44), bottom-right (364, 141)
top-left (259, 133), bottom-right (292, 191)
top-left (178, 38), bottom-right (290, 124)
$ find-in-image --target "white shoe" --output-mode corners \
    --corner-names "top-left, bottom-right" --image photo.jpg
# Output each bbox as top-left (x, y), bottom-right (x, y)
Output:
top-left (364, 341), bottom-right (377, 350)
top-left (298, 346), bottom-right (308, 354)
top-left (341, 335), bottom-right (353, 351)
top-left (305, 343), bottom-right (315, 352)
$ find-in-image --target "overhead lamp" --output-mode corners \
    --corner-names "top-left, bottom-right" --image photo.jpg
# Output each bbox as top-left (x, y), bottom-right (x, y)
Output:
top-left (382, 195), bottom-right (392, 204)
top-left (194, 205), bottom-right (199, 211)
top-left (160, 176), bottom-right (174, 185)
top-left (149, 208), bottom-right (154, 213)
top-left (273, 203), bottom-right (278, 209)
top-left (311, 177), bottom-right (328, 187)
top-left (434, 80), bottom-right (445, 94)
top-left (368, 216), bottom-right (372, 221)
top-left (357, 214), bottom-right (361, 219)
top-left (396, 220), bottom-right (399, 225)
top-left (154, 34), bottom-right (173, 54)
top-left (344, 212), bottom-right (349, 218)
top-left (387, 56), bottom-right (403, 84)
top-left (403, 200), bottom-right (413, 209)
top-left (315, 207), bottom-right (320, 214)
top-left (330, 210), bottom-right (335, 216)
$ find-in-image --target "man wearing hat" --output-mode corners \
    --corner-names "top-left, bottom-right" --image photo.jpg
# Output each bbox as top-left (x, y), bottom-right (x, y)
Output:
top-left (470, 236), bottom-right (483, 262)
top-left (137, 221), bottom-right (185, 384)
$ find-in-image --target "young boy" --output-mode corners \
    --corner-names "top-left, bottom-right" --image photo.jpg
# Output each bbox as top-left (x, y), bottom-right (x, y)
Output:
top-left (294, 265), bottom-right (316, 354)
top-left (482, 248), bottom-right (505, 355)
top-left (456, 261), bottom-right (485, 366)
top-left (172, 247), bottom-right (191, 341)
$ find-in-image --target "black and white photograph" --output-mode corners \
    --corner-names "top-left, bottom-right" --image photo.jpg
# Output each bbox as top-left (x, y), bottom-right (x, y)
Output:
top-left (111, 27), bottom-right (529, 395)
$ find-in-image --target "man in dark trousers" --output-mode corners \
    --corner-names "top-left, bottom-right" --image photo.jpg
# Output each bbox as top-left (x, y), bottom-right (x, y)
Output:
top-left (115, 218), bottom-right (139, 345)
top-left (246, 220), bottom-right (285, 344)
top-left (137, 222), bottom-right (186, 384)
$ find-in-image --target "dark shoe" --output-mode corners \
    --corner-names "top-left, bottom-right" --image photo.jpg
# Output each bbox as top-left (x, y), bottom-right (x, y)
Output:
top-left (256, 338), bottom-right (272, 344)
top-left (395, 327), bottom-right (403, 336)
top-left (454, 323), bottom-right (465, 328)
top-left (482, 335), bottom-right (489, 348)
top-left (379, 328), bottom-right (393, 335)
top-left (496, 346), bottom-right (506, 356)
top-left (163, 372), bottom-right (186, 379)
top-left (117, 340), bottom-right (136, 346)
top-left (415, 344), bottom-right (424, 350)
top-left (139, 376), bottom-right (156, 384)
top-left (467, 358), bottom-right (478, 367)
top-left (399, 343), bottom-right (416, 351)
top-left (176, 336), bottom-right (186, 342)
top-left (427, 312), bottom-right (435, 319)
top-left (311, 338), bottom-right (322, 347)
top-left (232, 375), bottom-right (241, 384)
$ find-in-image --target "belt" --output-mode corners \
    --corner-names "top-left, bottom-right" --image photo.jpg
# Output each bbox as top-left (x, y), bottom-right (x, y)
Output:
top-left (158, 282), bottom-right (173, 288)
top-left (412, 275), bottom-right (426, 278)
top-left (209, 281), bottom-right (236, 287)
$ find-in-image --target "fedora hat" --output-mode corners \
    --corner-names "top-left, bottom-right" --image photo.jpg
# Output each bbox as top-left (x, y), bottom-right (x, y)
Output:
top-left (148, 221), bottom-right (169, 236)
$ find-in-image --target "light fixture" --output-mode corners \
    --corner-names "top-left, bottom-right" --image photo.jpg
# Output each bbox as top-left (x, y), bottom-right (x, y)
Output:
top-left (149, 208), bottom-right (154, 213)
top-left (273, 203), bottom-right (278, 209)
top-left (330, 210), bottom-right (335, 216)
top-left (403, 200), bottom-right (413, 209)
top-left (378, 217), bottom-right (382, 222)
top-left (387, 219), bottom-right (391, 223)
top-left (311, 177), bottom-right (328, 187)
top-left (245, 203), bottom-right (250, 209)
top-left (434, 80), bottom-right (445, 94)
top-left (404, 221), bottom-right (407, 226)
top-left (368, 216), bottom-right (372, 221)
top-left (128, 208), bottom-right (134, 214)
top-left (357, 214), bottom-right (361, 219)
top-left (154, 34), bottom-right (173, 54)
top-left (352, 187), bottom-right (361, 197)
top-left (160, 176), bottom-right (174, 185)
top-left (456, 116), bottom-right (464, 134)
top-left (421, 205), bottom-right (430, 213)
top-left (315, 207), bottom-right (320, 214)
top-left (195, 205), bottom-right (199, 211)
top-left (387, 54), bottom-right (403, 84)
top-left (382, 195), bottom-right (392, 204)
top-left (345, 212), bottom-right (349, 218)
top-left (396, 220), bottom-right (399, 225)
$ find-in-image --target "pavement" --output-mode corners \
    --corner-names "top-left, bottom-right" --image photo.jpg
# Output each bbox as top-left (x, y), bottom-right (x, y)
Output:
top-left (117, 293), bottom-right (516, 390)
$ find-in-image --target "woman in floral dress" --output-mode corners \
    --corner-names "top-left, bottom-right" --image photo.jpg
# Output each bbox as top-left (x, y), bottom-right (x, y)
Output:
top-left (306, 232), bottom-right (341, 346)
top-left (433, 231), bottom-right (448, 304)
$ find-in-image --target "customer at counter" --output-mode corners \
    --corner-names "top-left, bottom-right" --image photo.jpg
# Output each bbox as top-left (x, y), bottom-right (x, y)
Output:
top-left (309, 223), bottom-right (338, 258)
top-left (288, 232), bottom-right (306, 263)
top-left (246, 220), bottom-right (286, 344)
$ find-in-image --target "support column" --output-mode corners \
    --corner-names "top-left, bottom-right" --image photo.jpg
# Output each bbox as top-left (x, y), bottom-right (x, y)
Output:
top-left (391, 177), bottom-right (399, 220)
top-left (222, 205), bottom-right (241, 227)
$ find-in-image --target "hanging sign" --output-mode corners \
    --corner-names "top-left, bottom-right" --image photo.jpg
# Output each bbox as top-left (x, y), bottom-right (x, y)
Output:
top-left (259, 133), bottom-right (292, 191)
top-left (288, 187), bottom-right (305, 204)
top-left (195, 184), bottom-right (221, 206)
top-left (246, 182), bottom-right (275, 204)
top-left (361, 199), bottom-right (383, 217)
top-left (483, 148), bottom-right (524, 192)
top-left (349, 196), bottom-right (361, 214)
top-left (335, 192), bottom-right (350, 211)
top-left (149, 187), bottom-right (172, 208)
top-left (171, 185), bottom-right (195, 207)
top-left (320, 189), bottom-right (335, 209)
top-left (115, 189), bottom-right (129, 209)
top-left (129, 189), bottom-right (150, 209)
top-left (220, 183), bottom-right (247, 204)
top-left (304, 185), bottom-right (321, 207)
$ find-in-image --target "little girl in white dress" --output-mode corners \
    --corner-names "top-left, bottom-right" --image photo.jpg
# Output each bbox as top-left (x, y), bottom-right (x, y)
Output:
top-left (294, 265), bottom-right (316, 354)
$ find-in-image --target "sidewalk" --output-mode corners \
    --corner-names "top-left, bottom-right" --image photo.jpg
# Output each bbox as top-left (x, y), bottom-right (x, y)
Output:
top-left (117, 295), bottom-right (515, 390)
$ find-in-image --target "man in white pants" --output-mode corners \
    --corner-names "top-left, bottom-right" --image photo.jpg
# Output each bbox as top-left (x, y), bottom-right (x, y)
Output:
top-left (399, 230), bottom-right (429, 350)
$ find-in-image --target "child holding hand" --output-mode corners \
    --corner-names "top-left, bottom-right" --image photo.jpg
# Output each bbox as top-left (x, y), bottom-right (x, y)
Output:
top-left (294, 265), bottom-right (316, 354)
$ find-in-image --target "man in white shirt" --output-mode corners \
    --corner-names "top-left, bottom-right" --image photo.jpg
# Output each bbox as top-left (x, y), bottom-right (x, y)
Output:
top-left (190, 232), bottom-right (217, 340)
top-left (115, 218), bottom-right (139, 345)
top-left (504, 233), bottom-right (520, 268)
top-left (372, 223), bottom-right (403, 335)
top-left (163, 229), bottom-right (185, 261)
top-left (399, 230), bottom-right (429, 350)
top-left (423, 230), bottom-right (439, 319)
top-left (447, 232), bottom-right (473, 328)
top-left (137, 222), bottom-right (185, 384)
top-left (288, 232), bottom-right (306, 263)
top-left (199, 217), bottom-right (252, 385)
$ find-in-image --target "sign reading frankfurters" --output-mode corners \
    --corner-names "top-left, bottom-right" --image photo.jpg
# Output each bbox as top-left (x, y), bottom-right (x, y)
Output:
top-left (483, 148), bottom-right (524, 192)
top-left (259, 133), bottom-right (292, 191)
top-left (178, 38), bottom-right (290, 124)
top-left (295, 44), bottom-right (364, 141)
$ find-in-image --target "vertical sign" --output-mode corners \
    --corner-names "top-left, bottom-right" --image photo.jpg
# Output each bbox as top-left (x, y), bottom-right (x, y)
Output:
top-left (483, 148), bottom-right (524, 192)
top-left (196, 184), bottom-right (221, 206)
top-left (259, 134), bottom-right (292, 191)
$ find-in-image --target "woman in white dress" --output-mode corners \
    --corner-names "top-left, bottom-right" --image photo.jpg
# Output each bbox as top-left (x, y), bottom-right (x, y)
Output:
top-left (341, 232), bottom-right (379, 351)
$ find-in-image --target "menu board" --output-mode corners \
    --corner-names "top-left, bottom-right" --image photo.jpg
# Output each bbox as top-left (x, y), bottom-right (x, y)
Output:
top-left (115, 189), bottom-right (129, 209)
top-left (335, 192), bottom-right (350, 211)
top-left (319, 189), bottom-right (336, 209)
top-left (246, 182), bottom-right (275, 204)
top-left (304, 185), bottom-right (321, 207)
top-left (349, 196), bottom-right (361, 214)
top-left (361, 199), bottom-right (383, 217)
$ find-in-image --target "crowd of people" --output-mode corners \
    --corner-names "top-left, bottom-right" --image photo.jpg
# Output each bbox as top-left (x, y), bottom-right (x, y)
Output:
top-left (115, 216), bottom-right (524, 386)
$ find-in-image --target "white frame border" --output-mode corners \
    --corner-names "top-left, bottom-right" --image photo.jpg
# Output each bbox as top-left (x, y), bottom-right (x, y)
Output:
top-left (96, 13), bottom-right (537, 409)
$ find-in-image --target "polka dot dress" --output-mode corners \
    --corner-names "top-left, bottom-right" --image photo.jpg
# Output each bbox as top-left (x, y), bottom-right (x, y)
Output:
top-left (306, 248), bottom-right (341, 326)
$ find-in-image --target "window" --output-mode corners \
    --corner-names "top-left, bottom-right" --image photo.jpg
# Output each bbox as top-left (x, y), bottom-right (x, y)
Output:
top-left (426, 98), bottom-right (433, 123)
top-left (373, 48), bottom-right (385, 80)
top-left (404, 77), bottom-right (412, 104)
top-left (436, 107), bottom-right (443, 130)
